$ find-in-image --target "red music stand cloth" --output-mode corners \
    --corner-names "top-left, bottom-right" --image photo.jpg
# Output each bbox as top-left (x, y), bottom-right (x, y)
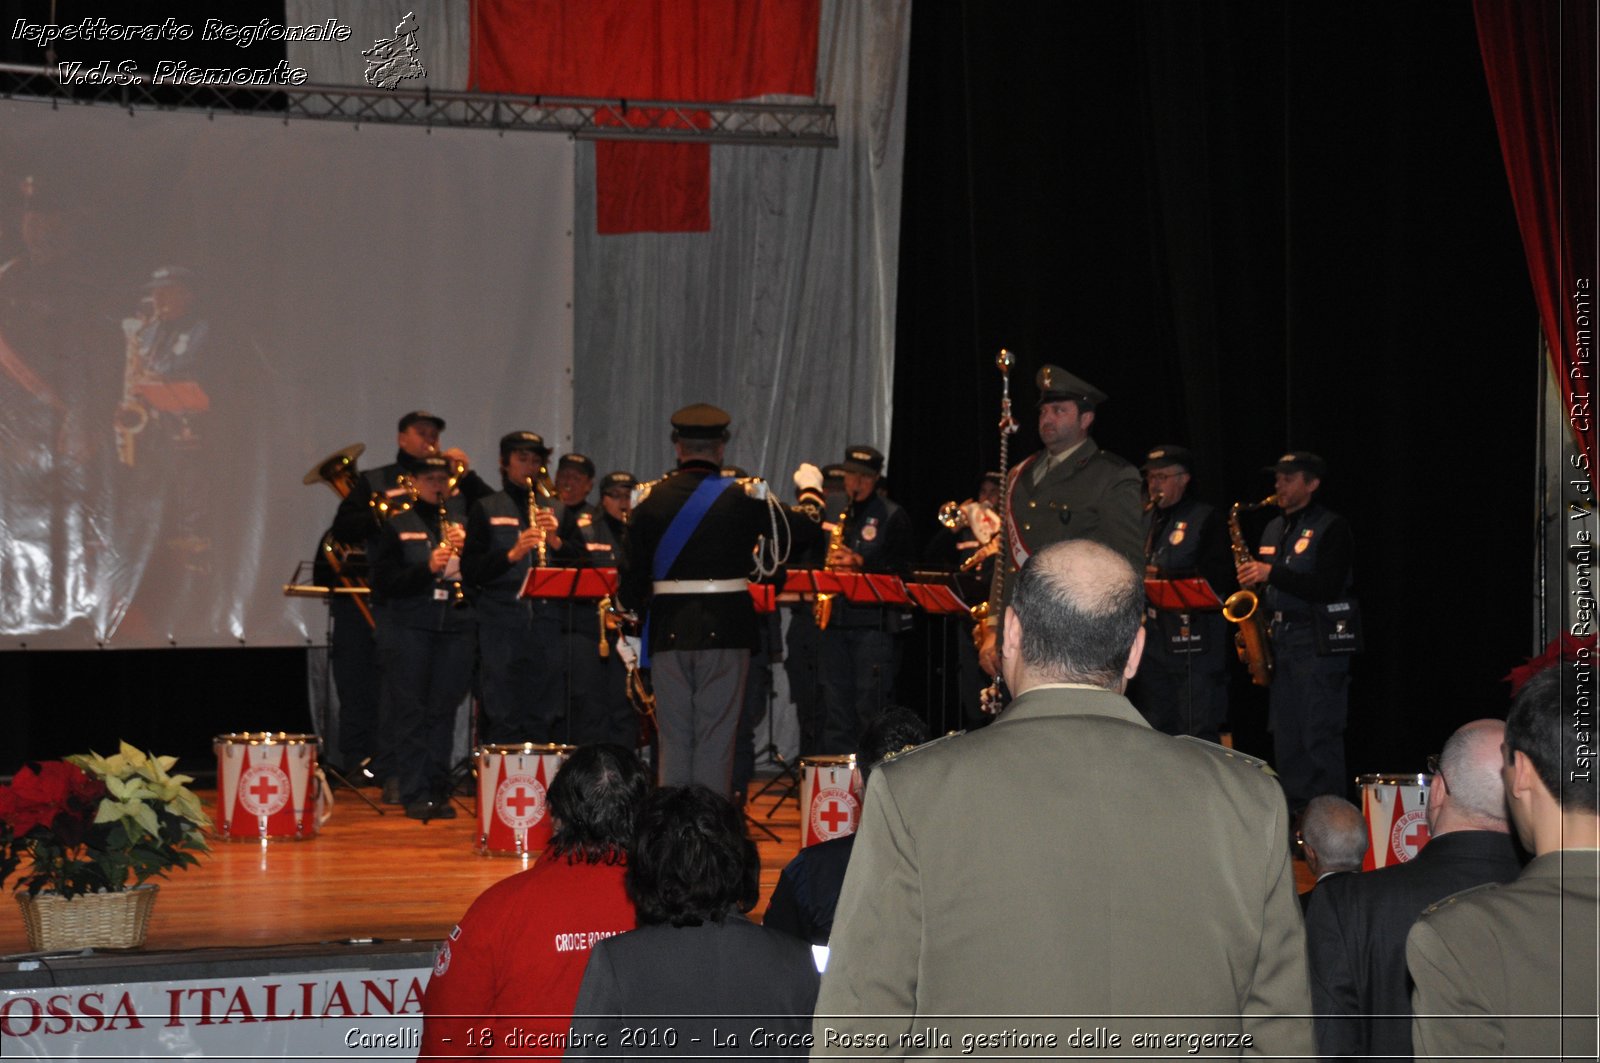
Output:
top-left (1144, 578), bottom-right (1224, 612)
top-left (518, 567), bottom-right (619, 600)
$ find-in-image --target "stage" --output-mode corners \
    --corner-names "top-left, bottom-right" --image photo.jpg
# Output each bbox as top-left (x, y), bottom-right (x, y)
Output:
top-left (0, 773), bottom-right (815, 960)
top-left (1, 770), bottom-right (1318, 959)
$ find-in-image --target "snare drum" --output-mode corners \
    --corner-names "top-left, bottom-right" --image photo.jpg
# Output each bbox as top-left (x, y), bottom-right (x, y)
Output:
top-left (214, 732), bottom-right (322, 841)
top-left (1357, 773), bottom-right (1433, 869)
top-left (799, 754), bottom-right (864, 848)
top-left (476, 744), bottom-right (575, 857)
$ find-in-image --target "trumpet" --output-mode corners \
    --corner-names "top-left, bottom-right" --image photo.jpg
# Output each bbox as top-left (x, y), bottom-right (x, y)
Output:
top-left (1224, 494), bottom-right (1278, 687)
top-left (814, 506), bottom-right (849, 630)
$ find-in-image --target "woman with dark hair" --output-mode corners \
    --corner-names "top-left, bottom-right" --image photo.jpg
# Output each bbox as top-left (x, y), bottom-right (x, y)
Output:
top-left (421, 745), bottom-right (650, 1059)
top-left (568, 786), bottom-right (820, 1059)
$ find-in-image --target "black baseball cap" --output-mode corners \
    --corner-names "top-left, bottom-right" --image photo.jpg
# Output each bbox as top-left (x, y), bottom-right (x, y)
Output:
top-left (1141, 445), bottom-right (1194, 473)
top-left (1265, 450), bottom-right (1327, 478)
top-left (841, 445), bottom-right (885, 477)
top-left (499, 431), bottom-right (549, 460)
top-left (398, 410), bottom-right (445, 432)
top-left (558, 452), bottom-right (596, 478)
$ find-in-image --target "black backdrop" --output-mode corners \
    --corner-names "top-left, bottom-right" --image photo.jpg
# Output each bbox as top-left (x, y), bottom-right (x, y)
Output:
top-left (4, 1), bottom-right (1540, 785)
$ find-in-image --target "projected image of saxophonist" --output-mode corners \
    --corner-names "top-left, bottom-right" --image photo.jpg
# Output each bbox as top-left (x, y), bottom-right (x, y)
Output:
top-left (114, 267), bottom-right (211, 469)
top-left (459, 431), bottom-right (583, 745)
top-left (370, 454), bottom-right (474, 822)
top-left (1234, 451), bottom-right (1359, 822)
top-left (1124, 445), bottom-right (1235, 744)
top-left (816, 445), bottom-right (915, 756)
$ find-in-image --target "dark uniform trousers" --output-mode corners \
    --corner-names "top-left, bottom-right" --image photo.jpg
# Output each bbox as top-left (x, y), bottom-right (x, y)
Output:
top-left (371, 503), bottom-right (475, 806)
top-left (328, 595), bottom-right (381, 773)
top-left (1259, 502), bottom-right (1355, 810)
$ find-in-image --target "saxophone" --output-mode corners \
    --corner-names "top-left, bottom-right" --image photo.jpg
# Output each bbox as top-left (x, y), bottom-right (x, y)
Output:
top-left (814, 506), bottom-right (849, 630)
top-left (1224, 495), bottom-right (1278, 687)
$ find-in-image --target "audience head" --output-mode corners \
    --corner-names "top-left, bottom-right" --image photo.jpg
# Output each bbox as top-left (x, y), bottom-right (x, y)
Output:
top-left (1004, 540), bottom-right (1145, 693)
top-left (546, 744), bottom-right (651, 865)
top-left (858, 708), bottom-right (930, 784)
top-left (1503, 661), bottom-right (1597, 852)
top-left (1299, 795), bottom-right (1367, 878)
top-left (627, 785), bottom-right (759, 927)
top-left (1427, 719), bottom-right (1510, 835)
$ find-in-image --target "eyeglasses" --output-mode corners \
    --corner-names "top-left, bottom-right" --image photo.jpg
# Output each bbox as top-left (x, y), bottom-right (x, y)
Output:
top-left (1426, 753), bottom-right (1447, 790)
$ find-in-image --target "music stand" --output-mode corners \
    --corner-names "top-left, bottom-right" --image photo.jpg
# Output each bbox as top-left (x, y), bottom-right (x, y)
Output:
top-left (1143, 577), bottom-right (1224, 739)
top-left (1144, 577), bottom-right (1224, 613)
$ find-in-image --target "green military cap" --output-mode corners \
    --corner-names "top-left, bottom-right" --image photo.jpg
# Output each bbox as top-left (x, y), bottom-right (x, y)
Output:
top-left (1036, 365), bottom-right (1108, 408)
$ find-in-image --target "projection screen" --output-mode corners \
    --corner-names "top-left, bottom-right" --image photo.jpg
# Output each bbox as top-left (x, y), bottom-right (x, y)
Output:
top-left (0, 101), bottom-right (575, 649)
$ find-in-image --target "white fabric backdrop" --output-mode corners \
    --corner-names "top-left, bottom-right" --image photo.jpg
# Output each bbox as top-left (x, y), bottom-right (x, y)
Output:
top-left (291, 0), bottom-right (911, 487)
top-left (0, 102), bottom-right (573, 648)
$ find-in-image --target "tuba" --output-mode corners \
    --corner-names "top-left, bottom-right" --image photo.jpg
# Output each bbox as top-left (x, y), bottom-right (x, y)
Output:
top-left (303, 443), bottom-right (375, 628)
top-left (1224, 495), bottom-right (1278, 687)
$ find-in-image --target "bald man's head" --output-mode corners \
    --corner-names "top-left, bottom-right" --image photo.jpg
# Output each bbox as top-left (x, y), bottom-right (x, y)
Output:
top-left (1429, 718), bottom-right (1510, 834)
top-left (1008, 540), bottom-right (1143, 688)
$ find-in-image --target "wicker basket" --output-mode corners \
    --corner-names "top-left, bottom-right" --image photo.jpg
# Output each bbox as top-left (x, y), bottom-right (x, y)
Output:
top-left (15, 884), bottom-right (159, 950)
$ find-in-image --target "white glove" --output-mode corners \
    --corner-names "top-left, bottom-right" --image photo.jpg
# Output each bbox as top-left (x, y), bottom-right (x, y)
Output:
top-left (793, 462), bottom-right (824, 494)
top-left (617, 635), bottom-right (642, 669)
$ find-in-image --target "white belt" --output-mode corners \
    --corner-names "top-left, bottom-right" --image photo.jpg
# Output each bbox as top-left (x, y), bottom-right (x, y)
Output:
top-left (653, 578), bottom-right (749, 595)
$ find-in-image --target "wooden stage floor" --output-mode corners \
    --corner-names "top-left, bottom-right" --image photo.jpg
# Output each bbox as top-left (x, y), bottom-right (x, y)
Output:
top-left (0, 774), bottom-right (1316, 959)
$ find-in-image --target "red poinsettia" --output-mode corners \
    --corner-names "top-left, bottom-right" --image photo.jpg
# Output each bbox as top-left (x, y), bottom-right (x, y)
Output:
top-left (1, 761), bottom-right (105, 838)
top-left (1505, 633), bottom-right (1597, 696)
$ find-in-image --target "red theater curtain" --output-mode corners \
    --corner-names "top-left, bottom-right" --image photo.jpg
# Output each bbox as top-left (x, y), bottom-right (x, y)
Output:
top-left (1474, 0), bottom-right (1597, 467)
top-left (472, 0), bottom-right (821, 233)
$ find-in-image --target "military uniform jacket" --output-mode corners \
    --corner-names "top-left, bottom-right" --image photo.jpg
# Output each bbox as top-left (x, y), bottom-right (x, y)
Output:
top-left (832, 493), bottom-right (913, 628)
top-left (619, 460), bottom-right (816, 654)
top-left (1257, 502), bottom-right (1353, 619)
top-left (1000, 437), bottom-right (1143, 608)
top-left (369, 501), bottom-right (472, 632)
top-left (460, 484), bottom-right (585, 617)
top-left (1407, 850), bottom-right (1599, 1061)
top-left (813, 685), bottom-right (1315, 1055)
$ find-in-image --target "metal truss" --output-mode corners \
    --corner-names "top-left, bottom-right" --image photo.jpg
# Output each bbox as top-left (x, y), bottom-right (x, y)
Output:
top-left (0, 63), bottom-right (837, 147)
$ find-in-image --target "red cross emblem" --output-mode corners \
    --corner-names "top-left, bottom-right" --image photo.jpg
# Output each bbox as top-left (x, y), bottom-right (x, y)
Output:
top-left (495, 774), bottom-right (546, 828)
top-left (238, 764), bottom-right (290, 816)
top-left (808, 786), bottom-right (859, 842)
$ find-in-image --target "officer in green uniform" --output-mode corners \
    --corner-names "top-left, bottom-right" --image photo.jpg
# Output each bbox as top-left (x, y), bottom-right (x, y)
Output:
top-left (1407, 661), bottom-right (1598, 1060)
top-left (976, 366), bottom-right (1143, 679)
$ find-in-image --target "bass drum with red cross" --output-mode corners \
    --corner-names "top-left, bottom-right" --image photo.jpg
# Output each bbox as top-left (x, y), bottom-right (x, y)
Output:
top-left (799, 754), bottom-right (865, 848)
top-left (1357, 772), bottom-right (1433, 869)
top-left (213, 732), bottom-right (323, 841)
top-left (475, 743), bottom-right (575, 857)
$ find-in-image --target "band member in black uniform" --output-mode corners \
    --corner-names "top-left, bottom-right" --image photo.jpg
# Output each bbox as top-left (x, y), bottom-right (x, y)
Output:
top-left (561, 470), bottom-right (639, 748)
top-left (325, 410), bottom-right (491, 794)
top-left (369, 455), bottom-right (475, 821)
top-left (818, 445), bottom-right (914, 755)
top-left (1235, 451), bottom-right (1358, 815)
top-left (1127, 445), bottom-right (1234, 743)
top-left (459, 432), bottom-right (583, 745)
top-left (554, 452), bottom-right (598, 521)
top-left (615, 404), bottom-right (823, 792)
top-left (784, 463), bottom-right (843, 756)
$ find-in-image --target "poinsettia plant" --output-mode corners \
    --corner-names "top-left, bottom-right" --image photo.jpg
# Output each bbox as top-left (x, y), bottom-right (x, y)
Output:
top-left (0, 742), bottom-right (211, 899)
